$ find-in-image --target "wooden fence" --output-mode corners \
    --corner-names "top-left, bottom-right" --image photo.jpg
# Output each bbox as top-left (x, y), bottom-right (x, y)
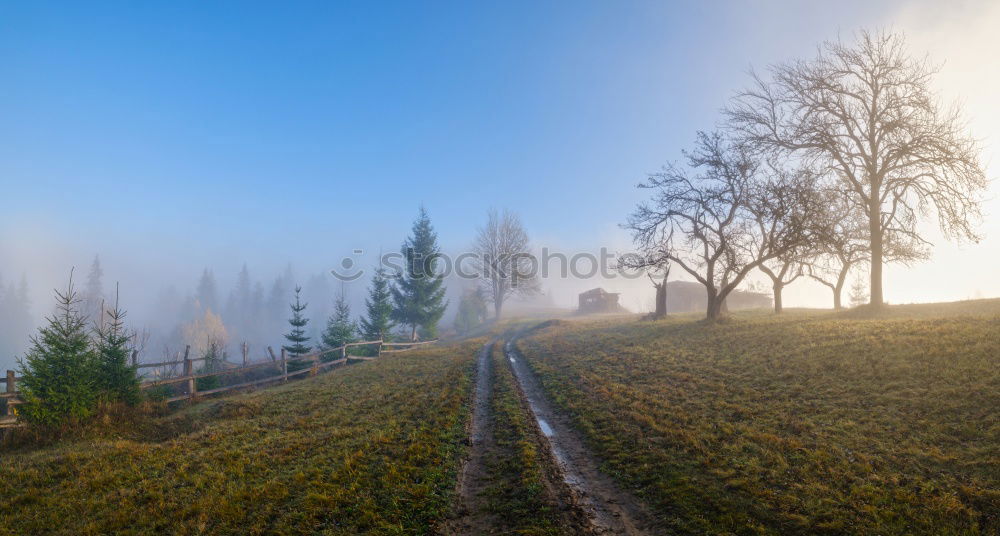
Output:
top-left (0, 338), bottom-right (436, 429)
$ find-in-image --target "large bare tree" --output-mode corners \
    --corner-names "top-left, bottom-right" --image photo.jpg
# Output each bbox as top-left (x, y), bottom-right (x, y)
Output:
top-left (471, 209), bottom-right (539, 319)
top-left (627, 131), bottom-right (822, 321)
top-left (728, 29), bottom-right (987, 308)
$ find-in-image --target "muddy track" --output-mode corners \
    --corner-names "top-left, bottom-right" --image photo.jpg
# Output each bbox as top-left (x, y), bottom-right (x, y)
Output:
top-left (503, 335), bottom-right (662, 535)
top-left (442, 341), bottom-right (499, 535)
top-left (444, 340), bottom-right (587, 535)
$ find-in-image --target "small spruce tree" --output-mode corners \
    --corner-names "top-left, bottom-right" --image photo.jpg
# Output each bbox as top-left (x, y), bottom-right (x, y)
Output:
top-left (17, 274), bottom-right (99, 427)
top-left (282, 286), bottom-right (311, 358)
top-left (322, 292), bottom-right (356, 350)
top-left (849, 275), bottom-right (869, 308)
top-left (359, 267), bottom-right (394, 341)
top-left (93, 287), bottom-right (140, 405)
top-left (391, 207), bottom-right (448, 341)
top-left (195, 340), bottom-right (224, 391)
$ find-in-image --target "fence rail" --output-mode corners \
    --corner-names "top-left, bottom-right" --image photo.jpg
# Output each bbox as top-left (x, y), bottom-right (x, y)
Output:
top-left (0, 338), bottom-right (437, 429)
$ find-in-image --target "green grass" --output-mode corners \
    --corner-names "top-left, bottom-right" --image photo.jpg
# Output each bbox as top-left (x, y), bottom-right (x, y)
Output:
top-left (0, 339), bottom-right (484, 536)
top-left (483, 343), bottom-right (569, 535)
top-left (516, 301), bottom-right (1000, 535)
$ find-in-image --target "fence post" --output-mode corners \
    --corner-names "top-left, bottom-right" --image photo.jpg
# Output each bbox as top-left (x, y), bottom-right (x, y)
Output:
top-left (281, 349), bottom-right (288, 381)
top-left (242, 342), bottom-right (249, 368)
top-left (131, 350), bottom-right (138, 367)
top-left (183, 345), bottom-right (195, 399)
top-left (267, 346), bottom-right (277, 362)
top-left (3, 371), bottom-right (12, 420)
top-left (341, 345), bottom-right (347, 361)
top-left (377, 341), bottom-right (382, 357)
top-left (0, 370), bottom-right (15, 418)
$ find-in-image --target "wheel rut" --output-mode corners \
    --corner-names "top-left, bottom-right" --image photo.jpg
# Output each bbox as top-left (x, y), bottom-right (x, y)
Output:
top-left (502, 335), bottom-right (661, 535)
top-left (442, 341), bottom-right (499, 535)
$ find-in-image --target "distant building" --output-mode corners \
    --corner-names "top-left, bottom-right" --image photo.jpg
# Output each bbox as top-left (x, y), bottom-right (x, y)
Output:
top-left (666, 281), bottom-right (771, 313)
top-left (578, 287), bottom-right (623, 314)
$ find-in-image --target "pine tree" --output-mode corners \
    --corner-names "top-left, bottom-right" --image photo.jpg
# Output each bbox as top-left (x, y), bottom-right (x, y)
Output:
top-left (196, 268), bottom-right (218, 313)
top-left (94, 286), bottom-right (140, 405)
top-left (282, 286), bottom-right (311, 357)
top-left (359, 267), bottom-right (394, 341)
top-left (84, 255), bottom-right (104, 322)
top-left (322, 292), bottom-right (356, 351)
top-left (17, 273), bottom-right (99, 426)
top-left (195, 341), bottom-right (224, 392)
top-left (454, 288), bottom-right (488, 335)
top-left (227, 263), bottom-right (253, 339)
top-left (0, 274), bottom-right (33, 367)
top-left (267, 265), bottom-right (294, 340)
top-left (849, 275), bottom-right (869, 308)
top-left (391, 207), bottom-right (448, 341)
top-left (250, 281), bottom-right (265, 345)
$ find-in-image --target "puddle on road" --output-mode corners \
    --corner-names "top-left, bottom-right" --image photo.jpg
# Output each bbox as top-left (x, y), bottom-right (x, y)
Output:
top-left (509, 357), bottom-right (516, 363)
top-left (537, 418), bottom-right (555, 437)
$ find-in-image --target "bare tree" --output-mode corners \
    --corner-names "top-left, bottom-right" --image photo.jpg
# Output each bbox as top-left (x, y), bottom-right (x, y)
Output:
top-left (617, 235), bottom-right (671, 318)
top-left (806, 188), bottom-right (927, 309)
top-left (728, 29), bottom-right (987, 308)
top-left (647, 265), bottom-right (670, 318)
top-left (626, 131), bottom-right (822, 321)
top-left (471, 209), bottom-right (539, 319)
top-left (759, 253), bottom-right (806, 314)
top-left (803, 193), bottom-right (870, 309)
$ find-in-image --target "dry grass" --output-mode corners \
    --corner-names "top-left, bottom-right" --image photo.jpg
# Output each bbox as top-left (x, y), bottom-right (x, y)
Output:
top-left (516, 300), bottom-right (1000, 535)
top-left (0, 339), bottom-right (483, 535)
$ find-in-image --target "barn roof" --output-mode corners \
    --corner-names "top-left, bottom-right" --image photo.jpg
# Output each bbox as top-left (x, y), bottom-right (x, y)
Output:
top-left (580, 287), bottom-right (619, 298)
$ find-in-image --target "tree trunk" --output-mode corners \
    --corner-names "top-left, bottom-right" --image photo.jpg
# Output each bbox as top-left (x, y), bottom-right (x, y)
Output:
top-left (773, 283), bottom-right (784, 314)
top-left (654, 282), bottom-right (667, 317)
top-left (869, 202), bottom-right (884, 308)
top-left (706, 289), bottom-right (724, 321)
top-left (410, 324), bottom-right (417, 342)
top-left (494, 300), bottom-right (503, 320)
top-left (833, 264), bottom-right (850, 310)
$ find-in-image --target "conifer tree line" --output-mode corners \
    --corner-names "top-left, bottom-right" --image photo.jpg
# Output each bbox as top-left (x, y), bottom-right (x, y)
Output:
top-left (3, 203), bottom-right (537, 381)
top-left (6, 206), bottom-right (461, 425)
top-left (16, 273), bottom-right (141, 427)
top-left (6, 203), bottom-right (548, 428)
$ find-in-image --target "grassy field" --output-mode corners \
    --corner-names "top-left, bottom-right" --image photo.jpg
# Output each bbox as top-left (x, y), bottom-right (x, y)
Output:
top-left (516, 301), bottom-right (1000, 535)
top-left (0, 339), bottom-right (483, 536)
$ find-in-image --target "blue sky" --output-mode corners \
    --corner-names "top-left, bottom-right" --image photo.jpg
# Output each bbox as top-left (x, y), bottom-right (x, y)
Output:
top-left (2, 0), bottom-right (998, 317)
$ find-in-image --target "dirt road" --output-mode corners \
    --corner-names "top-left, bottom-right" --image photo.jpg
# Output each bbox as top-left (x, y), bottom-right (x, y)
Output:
top-left (503, 334), bottom-right (661, 535)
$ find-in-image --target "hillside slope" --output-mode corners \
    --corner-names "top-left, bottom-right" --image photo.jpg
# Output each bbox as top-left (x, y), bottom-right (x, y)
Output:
top-left (0, 340), bottom-right (483, 536)
top-left (516, 302), bottom-right (1000, 535)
